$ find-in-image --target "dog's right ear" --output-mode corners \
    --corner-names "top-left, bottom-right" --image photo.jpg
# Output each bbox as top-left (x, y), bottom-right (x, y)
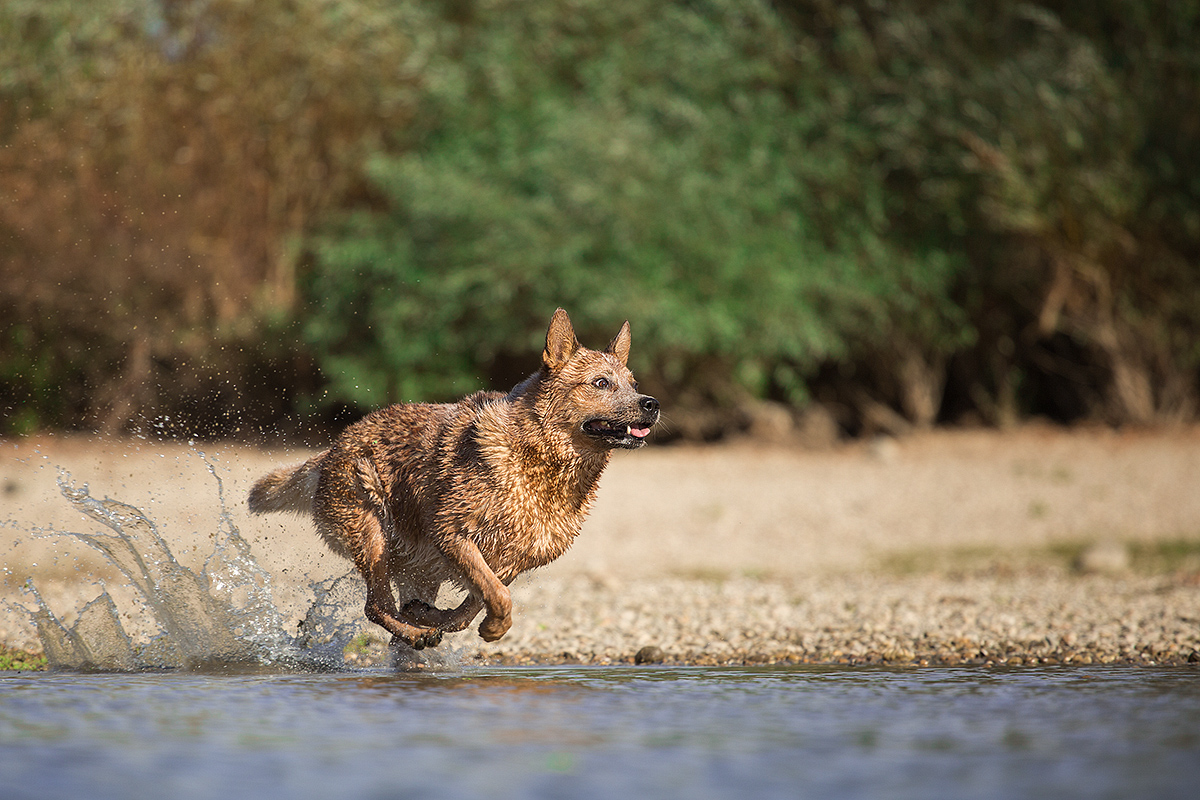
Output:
top-left (542, 308), bottom-right (579, 371)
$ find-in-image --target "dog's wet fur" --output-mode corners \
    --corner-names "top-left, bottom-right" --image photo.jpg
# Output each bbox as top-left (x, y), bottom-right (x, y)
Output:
top-left (249, 309), bottom-right (660, 649)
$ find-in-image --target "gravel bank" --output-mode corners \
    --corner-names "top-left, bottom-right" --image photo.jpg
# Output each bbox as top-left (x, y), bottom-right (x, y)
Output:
top-left (451, 572), bottom-right (1200, 668)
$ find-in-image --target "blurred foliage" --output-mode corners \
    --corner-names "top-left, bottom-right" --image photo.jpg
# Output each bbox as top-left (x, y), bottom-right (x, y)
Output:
top-left (812, 0), bottom-right (1200, 426)
top-left (2, 0), bottom-right (1199, 438)
top-left (0, 0), bottom-right (422, 435)
top-left (306, 0), bottom-right (971, 425)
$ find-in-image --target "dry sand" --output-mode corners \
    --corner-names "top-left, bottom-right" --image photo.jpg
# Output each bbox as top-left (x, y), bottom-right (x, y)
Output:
top-left (2, 424), bottom-right (1199, 667)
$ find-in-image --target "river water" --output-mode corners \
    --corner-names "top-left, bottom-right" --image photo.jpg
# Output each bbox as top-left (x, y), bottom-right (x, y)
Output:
top-left (2, 664), bottom-right (1198, 800)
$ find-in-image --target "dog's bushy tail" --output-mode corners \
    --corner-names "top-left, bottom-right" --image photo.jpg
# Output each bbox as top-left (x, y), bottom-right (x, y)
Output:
top-left (248, 452), bottom-right (326, 516)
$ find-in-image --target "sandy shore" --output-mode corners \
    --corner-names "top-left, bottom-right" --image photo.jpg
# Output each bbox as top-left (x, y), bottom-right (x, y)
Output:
top-left (3, 425), bottom-right (1199, 667)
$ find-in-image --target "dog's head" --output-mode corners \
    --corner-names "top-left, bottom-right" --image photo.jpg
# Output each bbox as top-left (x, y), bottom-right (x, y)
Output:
top-left (538, 308), bottom-right (660, 451)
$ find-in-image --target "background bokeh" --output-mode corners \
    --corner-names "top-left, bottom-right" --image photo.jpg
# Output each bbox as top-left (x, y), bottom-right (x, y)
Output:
top-left (2, 0), bottom-right (1198, 440)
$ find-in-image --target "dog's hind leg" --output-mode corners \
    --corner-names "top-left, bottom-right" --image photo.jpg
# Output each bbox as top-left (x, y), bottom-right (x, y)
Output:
top-left (401, 594), bottom-right (484, 632)
top-left (343, 511), bottom-right (444, 650)
top-left (392, 570), bottom-right (483, 632)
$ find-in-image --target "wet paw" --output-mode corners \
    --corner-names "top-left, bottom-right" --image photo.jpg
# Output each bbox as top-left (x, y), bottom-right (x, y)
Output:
top-left (478, 613), bottom-right (512, 642)
top-left (409, 629), bottom-right (444, 650)
top-left (390, 628), bottom-right (444, 651)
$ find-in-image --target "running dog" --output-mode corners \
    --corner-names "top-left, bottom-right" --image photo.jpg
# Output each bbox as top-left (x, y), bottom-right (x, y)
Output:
top-left (249, 309), bottom-right (660, 648)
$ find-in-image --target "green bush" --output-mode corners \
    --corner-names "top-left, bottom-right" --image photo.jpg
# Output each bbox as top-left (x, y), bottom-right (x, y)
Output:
top-left (306, 0), bottom-right (969, 419)
top-left (825, 0), bottom-right (1200, 423)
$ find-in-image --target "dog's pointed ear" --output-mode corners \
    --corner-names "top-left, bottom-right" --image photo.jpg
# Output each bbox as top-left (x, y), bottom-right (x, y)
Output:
top-left (605, 320), bottom-right (631, 366)
top-left (542, 308), bottom-right (579, 371)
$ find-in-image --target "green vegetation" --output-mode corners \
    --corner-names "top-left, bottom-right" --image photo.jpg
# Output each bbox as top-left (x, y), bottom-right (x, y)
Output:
top-left (344, 633), bottom-right (377, 657)
top-left (307, 0), bottom-right (968, 414)
top-left (0, 646), bottom-right (47, 672)
top-left (3, 1), bottom-right (1199, 438)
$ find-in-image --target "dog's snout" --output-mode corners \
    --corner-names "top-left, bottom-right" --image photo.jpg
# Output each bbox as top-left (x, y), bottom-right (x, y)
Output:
top-left (640, 396), bottom-right (660, 415)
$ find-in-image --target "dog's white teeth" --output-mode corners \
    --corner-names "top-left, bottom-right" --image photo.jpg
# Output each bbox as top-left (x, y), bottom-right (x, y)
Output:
top-left (626, 425), bottom-right (632, 436)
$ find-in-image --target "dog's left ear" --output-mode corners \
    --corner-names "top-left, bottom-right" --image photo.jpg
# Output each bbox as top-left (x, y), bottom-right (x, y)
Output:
top-left (605, 320), bottom-right (631, 366)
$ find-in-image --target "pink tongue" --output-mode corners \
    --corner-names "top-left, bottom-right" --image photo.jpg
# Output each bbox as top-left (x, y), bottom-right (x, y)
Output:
top-left (630, 427), bottom-right (651, 438)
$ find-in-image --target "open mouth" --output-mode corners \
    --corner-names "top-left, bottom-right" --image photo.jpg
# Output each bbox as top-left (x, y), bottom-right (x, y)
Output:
top-left (582, 418), bottom-right (653, 446)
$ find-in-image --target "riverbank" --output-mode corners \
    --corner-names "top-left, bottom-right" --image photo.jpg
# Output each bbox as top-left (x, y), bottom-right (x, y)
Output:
top-left (3, 425), bottom-right (1199, 669)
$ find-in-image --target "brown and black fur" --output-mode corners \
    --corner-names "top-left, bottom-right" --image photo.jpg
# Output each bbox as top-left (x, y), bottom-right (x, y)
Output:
top-left (249, 309), bottom-right (660, 649)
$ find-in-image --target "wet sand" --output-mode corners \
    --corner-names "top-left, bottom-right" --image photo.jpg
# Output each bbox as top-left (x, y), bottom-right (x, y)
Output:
top-left (3, 425), bottom-right (1199, 666)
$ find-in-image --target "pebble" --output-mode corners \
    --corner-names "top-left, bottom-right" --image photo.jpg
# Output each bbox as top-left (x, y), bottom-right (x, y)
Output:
top-left (634, 645), bottom-right (664, 665)
top-left (1076, 541), bottom-right (1130, 574)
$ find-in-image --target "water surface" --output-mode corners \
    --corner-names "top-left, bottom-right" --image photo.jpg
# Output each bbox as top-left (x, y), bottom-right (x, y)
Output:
top-left (2, 664), bottom-right (1197, 800)
top-left (10, 471), bottom-right (1200, 799)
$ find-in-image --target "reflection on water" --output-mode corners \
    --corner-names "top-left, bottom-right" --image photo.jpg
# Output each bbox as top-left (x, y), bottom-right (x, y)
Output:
top-left (1, 665), bottom-right (1197, 800)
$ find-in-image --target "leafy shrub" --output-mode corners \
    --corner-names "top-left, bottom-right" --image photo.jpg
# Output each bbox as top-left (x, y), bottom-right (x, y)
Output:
top-left (305, 0), bottom-right (968, 422)
top-left (807, 0), bottom-right (1200, 424)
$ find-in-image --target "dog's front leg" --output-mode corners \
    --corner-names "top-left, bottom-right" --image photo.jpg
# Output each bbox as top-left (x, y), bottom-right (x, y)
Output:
top-left (437, 535), bottom-right (512, 642)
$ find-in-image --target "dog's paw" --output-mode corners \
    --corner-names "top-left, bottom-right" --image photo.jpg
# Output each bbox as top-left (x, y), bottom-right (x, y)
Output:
top-left (413, 628), bottom-right (444, 650)
top-left (478, 613), bottom-right (512, 642)
top-left (391, 627), bottom-right (444, 651)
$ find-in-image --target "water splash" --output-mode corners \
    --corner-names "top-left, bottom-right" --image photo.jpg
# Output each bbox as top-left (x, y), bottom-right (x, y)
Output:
top-left (22, 465), bottom-right (387, 672)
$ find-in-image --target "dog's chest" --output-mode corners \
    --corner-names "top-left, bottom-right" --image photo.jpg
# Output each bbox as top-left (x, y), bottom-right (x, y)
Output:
top-left (452, 459), bottom-right (598, 575)
top-left (447, 405), bottom-right (608, 573)
top-left (498, 472), bottom-right (593, 559)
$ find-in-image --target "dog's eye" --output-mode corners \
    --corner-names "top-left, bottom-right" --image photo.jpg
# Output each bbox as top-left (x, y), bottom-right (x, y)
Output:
top-left (592, 377), bottom-right (611, 390)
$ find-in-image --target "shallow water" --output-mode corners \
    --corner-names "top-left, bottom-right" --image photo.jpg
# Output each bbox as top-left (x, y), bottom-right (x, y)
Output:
top-left (2, 664), bottom-right (1198, 800)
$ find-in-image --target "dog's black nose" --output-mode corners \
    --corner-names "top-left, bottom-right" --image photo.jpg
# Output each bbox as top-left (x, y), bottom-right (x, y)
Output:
top-left (640, 396), bottom-right (660, 414)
